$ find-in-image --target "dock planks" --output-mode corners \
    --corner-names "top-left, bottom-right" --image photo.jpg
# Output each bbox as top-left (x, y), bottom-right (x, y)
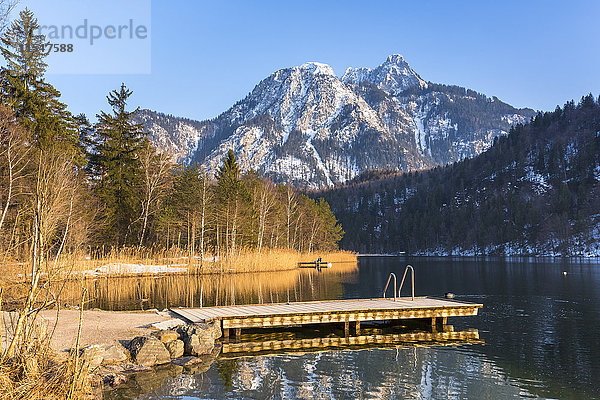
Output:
top-left (171, 297), bottom-right (482, 335)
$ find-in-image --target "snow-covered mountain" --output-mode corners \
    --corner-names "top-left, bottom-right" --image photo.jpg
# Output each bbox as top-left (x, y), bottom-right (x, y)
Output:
top-left (136, 54), bottom-right (535, 188)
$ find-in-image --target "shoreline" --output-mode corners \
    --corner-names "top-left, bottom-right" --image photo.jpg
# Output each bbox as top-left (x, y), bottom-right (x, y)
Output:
top-left (2, 308), bottom-right (218, 394)
top-left (359, 253), bottom-right (600, 259)
top-left (2, 309), bottom-right (180, 354)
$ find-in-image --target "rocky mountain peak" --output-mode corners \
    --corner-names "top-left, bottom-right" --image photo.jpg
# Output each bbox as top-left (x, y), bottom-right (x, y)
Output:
top-left (342, 54), bottom-right (427, 94)
top-left (385, 53), bottom-right (406, 64)
top-left (297, 62), bottom-right (336, 77)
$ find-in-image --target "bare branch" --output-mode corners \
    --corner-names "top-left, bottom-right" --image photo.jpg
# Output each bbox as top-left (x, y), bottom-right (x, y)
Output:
top-left (0, 0), bottom-right (19, 33)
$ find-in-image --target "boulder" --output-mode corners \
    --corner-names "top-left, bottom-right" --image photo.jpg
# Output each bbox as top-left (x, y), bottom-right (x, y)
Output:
top-left (182, 333), bottom-right (214, 356)
top-left (153, 329), bottom-right (180, 343)
top-left (128, 336), bottom-right (171, 366)
top-left (165, 339), bottom-right (184, 358)
top-left (150, 318), bottom-right (185, 330)
top-left (177, 321), bottom-right (221, 341)
top-left (80, 344), bottom-right (105, 369)
top-left (102, 344), bottom-right (129, 365)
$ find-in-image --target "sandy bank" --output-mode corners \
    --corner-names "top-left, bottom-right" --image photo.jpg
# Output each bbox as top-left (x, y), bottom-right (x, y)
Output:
top-left (2, 309), bottom-right (185, 353)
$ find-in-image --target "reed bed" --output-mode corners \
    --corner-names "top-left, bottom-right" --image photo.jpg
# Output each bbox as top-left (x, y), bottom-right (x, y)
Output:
top-left (1, 248), bottom-right (357, 283)
top-left (0, 249), bottom-right (358, 398)
top-left (207, 249), bottom-right (357, 273)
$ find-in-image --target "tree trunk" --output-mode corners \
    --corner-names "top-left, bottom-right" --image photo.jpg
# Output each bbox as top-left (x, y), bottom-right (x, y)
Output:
top-left (200, 174), bottom-right (206, 264)
top-left (231, 199), bottom-right (238, 255)
top-left (0, 146), bottom-right (13, 235)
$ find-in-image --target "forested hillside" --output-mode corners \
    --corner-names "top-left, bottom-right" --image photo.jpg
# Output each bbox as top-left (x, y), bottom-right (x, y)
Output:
top-left (320, 95), bottom-right (600, 256)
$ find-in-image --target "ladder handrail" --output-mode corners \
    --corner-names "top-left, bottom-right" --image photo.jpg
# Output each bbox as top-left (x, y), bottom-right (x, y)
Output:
top-left (382, 272), bottom-right (397, 301)
top-left (398, 265), bottom-right (415, 301)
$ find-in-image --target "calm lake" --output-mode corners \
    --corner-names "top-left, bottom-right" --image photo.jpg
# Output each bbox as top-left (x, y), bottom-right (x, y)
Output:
top-left (102, 256), bottom-right (600, 400)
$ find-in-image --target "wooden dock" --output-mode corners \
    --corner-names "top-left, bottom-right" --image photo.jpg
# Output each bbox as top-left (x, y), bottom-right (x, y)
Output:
top-left (170, 297), bottom-right (482, 338)
top-left (298, 261), bottom-right (332, 269)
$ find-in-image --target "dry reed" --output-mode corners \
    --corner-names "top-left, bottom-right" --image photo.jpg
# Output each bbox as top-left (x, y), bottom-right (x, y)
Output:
top-left (1, 248), bottom-right (357, 282)
top-left (0, 311), bottom-right (95, 400)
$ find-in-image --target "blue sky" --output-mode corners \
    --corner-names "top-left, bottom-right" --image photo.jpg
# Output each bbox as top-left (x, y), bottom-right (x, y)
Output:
top-left (8, 0), bottom-right (600, 121)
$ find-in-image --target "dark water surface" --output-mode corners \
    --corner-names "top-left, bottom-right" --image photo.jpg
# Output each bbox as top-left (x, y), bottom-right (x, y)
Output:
top-left (107, 257), bottom-right (600, 399)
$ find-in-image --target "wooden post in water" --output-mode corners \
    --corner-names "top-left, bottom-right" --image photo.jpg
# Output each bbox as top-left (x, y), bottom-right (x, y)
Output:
top-left (354, 321), bottom-right (361, 335)
top-left (235, 328), bottom-right (242, 337)
top-left (223, 319), bottom-right (229, 340)
top-left (344, 320), bottom-right (350, 337)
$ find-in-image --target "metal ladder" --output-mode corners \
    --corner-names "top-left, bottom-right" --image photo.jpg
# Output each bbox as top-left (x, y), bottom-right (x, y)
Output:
top-left (398, 265), bottom-right (415, 301)
top-left (382, 272), bottom-right (398, 301)
top-left (383, 265), bottom-right (415, 301)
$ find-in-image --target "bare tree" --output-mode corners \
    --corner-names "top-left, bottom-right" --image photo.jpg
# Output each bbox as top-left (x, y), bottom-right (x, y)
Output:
top-left (199, 169), bottom-right (210, 263)
top-left (283, 184), bottom-right (297, 249)
top-left (0, 105), bottom-right (29, 239)
top-left (138, 140), bottom-right (171, 246)
top-left (254, 179), bottom-right (276, 253)
top-left (5, 148), bottom-right (80, 358)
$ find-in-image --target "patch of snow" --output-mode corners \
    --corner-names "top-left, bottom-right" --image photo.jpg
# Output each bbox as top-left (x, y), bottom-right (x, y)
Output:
top-left (305, 129), bottom-right (334, 187)
top-left (80, 263), bottom-right (189, 277)
top-left (519, 166), bottom-right (551, 194)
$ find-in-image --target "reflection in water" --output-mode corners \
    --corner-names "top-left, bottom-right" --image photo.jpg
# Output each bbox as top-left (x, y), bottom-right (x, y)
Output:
top-left (133, 345), bottom-right (532, 400)
top-left (60, 262), bottom-right (358, 310)
top-left (220, 328), bottom-right (483, 358)
top-left (104, 257), bottom-right (600, 399)
top-left (108, 328), bottom-right (487, 400)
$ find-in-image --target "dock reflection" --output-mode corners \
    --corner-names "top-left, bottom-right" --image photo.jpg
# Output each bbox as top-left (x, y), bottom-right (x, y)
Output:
top-left (220, 327), bottom-right (482, 358)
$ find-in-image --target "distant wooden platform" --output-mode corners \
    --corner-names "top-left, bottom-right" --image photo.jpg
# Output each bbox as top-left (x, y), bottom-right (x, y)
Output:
top-left (221, 329), bottom-right (482, 358)
top-left (171, 297), bottom-right (482, 338)
top-left (298, 261), bottom-right (331, 268)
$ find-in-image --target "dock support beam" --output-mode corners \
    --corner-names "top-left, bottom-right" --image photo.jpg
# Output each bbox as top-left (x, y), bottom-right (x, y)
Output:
top-left (223, 328), bottom-right (230, 339)
top-left (235, 328), bottom-right (242, 337)
top-left (354, 321), bottom-right (361, 335)
top-left (344, 320), bottom-right (350, 337)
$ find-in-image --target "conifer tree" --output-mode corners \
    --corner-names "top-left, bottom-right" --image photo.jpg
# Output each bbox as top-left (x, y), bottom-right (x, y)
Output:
top-left (95, 83), bottom-right (147, 245)
top-left (216, 150), bottom-right (247, 254)
top-left (0, 8), bottom-right (47, 82)
top-left (0, 8), bottom-right (77, 152)
top-left (216, 149), bottom-right (241, 185)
